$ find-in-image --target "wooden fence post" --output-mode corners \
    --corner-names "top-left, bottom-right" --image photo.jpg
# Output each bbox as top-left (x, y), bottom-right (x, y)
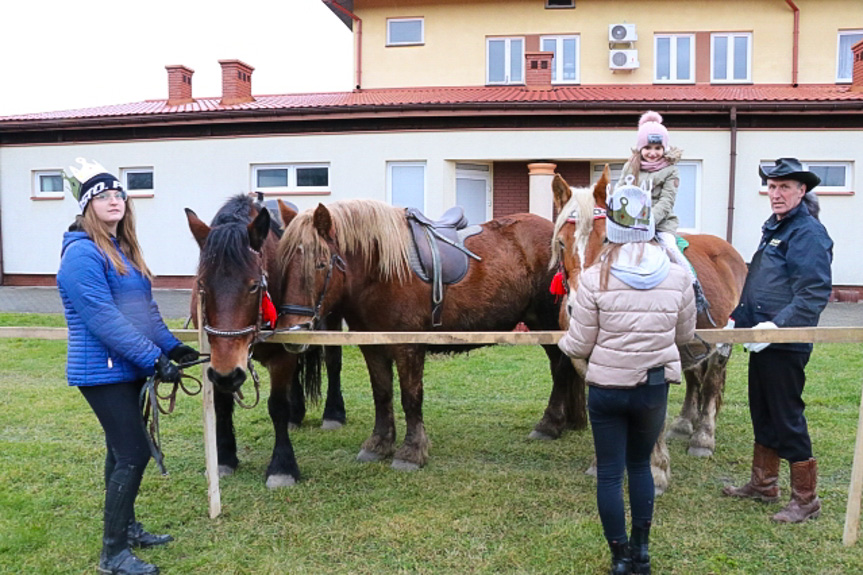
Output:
top-left (197, 295), bottom-right (221, 519)
top-left (843, 376), bottom-right (863, 546)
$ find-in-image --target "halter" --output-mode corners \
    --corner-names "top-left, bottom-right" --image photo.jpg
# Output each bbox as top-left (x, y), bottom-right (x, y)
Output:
top-left (278, 253), bottom-right (346, 331)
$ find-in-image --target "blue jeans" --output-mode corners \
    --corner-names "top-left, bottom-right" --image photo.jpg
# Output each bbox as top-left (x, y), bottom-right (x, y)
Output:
top-left (588, 383), bottom-right (669, 542)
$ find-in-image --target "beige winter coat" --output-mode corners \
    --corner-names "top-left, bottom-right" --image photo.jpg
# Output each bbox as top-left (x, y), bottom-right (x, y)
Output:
top-left (558, 259), bottom-right (696, 389)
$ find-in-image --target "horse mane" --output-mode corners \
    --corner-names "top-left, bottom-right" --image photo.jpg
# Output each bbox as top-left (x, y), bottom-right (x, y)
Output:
top-left (199, 195), bottom-right (279, 279)
top-left (550, 185), bottom-right (596, 269)
top-left (279, 199), bottom-right (412, 284)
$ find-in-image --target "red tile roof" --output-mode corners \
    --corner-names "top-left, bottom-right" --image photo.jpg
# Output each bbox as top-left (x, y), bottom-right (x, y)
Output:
top-left (2, 84), bottom-right (861, 124)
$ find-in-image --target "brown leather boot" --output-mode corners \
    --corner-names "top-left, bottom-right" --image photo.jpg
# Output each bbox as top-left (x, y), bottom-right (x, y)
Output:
top-left (722, 443), bottom-right (781, 502)
top-left (773, 458), bottom-right (821, 523)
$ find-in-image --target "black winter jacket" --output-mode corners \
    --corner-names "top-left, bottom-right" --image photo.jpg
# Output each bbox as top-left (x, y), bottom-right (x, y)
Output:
top-left (731, 202), bottom-right (833, 353)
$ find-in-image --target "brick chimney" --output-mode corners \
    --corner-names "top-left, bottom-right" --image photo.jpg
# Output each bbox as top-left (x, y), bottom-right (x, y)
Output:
top-left (852, 39), bottom-right (863, 92)
top-left (165, 65), bottom-right (194, 106)
top-left (525, 51), bottom-right (554, 90)
top-left (219, 59), bottom-right (255, 105)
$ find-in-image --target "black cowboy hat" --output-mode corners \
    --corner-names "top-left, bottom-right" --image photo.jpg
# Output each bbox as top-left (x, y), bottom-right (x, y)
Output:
top-left (759, 158), bottom-right (820, 191)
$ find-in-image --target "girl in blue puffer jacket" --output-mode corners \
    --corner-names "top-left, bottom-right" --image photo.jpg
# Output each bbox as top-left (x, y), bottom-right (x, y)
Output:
top-left (57, 158), bottom-right (198, 575)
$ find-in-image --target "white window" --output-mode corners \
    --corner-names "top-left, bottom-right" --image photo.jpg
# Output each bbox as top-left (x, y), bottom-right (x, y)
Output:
top-left (387, 18), bottom-right (424, 46)
top-left (655, 34), bottom-right (694, 83)
top-left (759, 161), bottom-right (853, 193)
top-left (487, 37), bottom-right (524, 85)
top-left (540, 35), bottom-right (580, 84)
top-left (252, 164), bottom-right (330, 194)
top-left (711, 33), bottom-right (751, 83)
top-left (388, 161), bottom-right (426, 210)
top-left (32, 170), bottom-right (64, 199)
top-left (837, 30), bottom-right (863, 83)
top-left (121, 167), bottom-right (154, 196)
top-left (545, 0), bottom-right (575, 8)
top-left (591, 162), bottom-right (626, 186)
top-left (676, 161), bottom-right (701, 230)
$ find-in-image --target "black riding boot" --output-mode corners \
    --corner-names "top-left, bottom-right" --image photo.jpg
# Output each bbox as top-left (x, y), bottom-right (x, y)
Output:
top-left (630, 523), bottom-right (651, 575)
top-left (98, 464), bottom-right (159, 575)
top-left (608, 539), bottom-right (632, 575)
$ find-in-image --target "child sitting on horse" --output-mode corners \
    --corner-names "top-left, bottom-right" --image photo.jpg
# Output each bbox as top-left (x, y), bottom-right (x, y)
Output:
top-left (619, 110), bottom-right (710, 314)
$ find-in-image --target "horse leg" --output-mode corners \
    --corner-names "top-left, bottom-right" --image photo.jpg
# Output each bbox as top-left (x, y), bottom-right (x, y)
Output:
top-left (530, 347), bottom-right (587, 440)
top-left (688, 350), bottom-right (731, 458)
top-left (321, 344), bottom-right (347, 430)
top-left (265, 354), bottom-right (302, 487)
top-left (651, 426), bottom-right (671, 496)
top-left (392, 345), bottom-right (429, 471)
top-left (288, 372), bottom-right (306, 430)
top-left (667, 370), bottom-right (699, 441)
top-left (356, 346), bottom-right (396, 463)
top-left (213, 389), bottom-right (239, 477)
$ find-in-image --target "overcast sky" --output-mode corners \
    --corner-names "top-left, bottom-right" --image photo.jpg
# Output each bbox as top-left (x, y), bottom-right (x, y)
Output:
top-left (0, 0), bottom-right (353, 116)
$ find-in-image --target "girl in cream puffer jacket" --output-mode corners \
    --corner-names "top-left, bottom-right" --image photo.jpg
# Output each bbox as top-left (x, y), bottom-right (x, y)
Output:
top-left (557, 181), bottom-right (695, 575)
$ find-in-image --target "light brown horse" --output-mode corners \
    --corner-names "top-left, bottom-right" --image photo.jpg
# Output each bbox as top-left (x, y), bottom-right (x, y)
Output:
top-left (274, 199), bottom-right (583, 470)
top-left (551, 168), bottom-right (747, 492)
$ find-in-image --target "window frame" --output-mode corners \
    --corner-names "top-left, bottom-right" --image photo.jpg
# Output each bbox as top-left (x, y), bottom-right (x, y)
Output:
top-left (710, 32), bottom-right (752, 84)
top-left (545, 0), bottom-right (575, 8)
top-left (759, 160), bottom-right (854, 195)
top-left (386, 17), bottom-right (424, 47)
top-left (837, 30), bottom-right (863, 83)
top-left (251, 163), bottom-right (331, 196)
top-left (486, 37), bottom-right (525, 85)
top-left (120, 167), bottom-right (155, 198)
top-left (675, 160), bottom-right (702, 232)
top-left (387, 161), bottom-right (427, 211)
top-left (32, 169), bottom-right (65, 200)
top-left (539, 34), bottom-right (580, 84)
top-left (654, 34), bottom-right (695, 84)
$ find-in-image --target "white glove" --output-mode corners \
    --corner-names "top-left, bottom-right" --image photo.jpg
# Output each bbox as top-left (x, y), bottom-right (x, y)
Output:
top-left (744, 321), bottom-right (777, 353)
top-left (723, 318), bottom-right (735, 330)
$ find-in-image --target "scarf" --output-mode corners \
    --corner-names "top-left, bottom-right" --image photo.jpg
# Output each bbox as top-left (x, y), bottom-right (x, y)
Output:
top-left (640, 157), bottom-right (671, 172)
top-left (610, 243), bottom-right (671, 290)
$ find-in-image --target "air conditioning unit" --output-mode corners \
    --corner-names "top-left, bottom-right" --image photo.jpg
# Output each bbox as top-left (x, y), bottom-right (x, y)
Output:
top-left (609, 23), bottom-right (637, 43)
top-left (609, 49), bottom-right (639, 70)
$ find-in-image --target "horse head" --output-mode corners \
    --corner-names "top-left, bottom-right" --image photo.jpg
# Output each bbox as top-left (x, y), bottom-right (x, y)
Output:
top-left (186, 197), bottom-right (277, 394)
top-left (550, 166), bottom-right (610, 308)
top-left (275, 203), bottom-right (347, 354)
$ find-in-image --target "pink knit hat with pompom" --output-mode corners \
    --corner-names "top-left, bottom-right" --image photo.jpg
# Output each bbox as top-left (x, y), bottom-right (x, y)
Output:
top-left (636, 111), bottom-right (668, 150)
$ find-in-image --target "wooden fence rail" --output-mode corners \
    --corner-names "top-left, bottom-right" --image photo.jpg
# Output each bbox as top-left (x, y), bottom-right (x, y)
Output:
top-left (1, 324), bottom-right (861, 544)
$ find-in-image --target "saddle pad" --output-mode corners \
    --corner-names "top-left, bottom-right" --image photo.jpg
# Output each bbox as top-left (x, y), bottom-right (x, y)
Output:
top-left (675, 235), bottom-right (697, 279)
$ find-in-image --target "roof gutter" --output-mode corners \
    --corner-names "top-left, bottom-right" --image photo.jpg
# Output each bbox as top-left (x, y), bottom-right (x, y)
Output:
top-left (322, 1), bottom-right (363, 90)
top-left (786, 0), bottom-right (800, 86)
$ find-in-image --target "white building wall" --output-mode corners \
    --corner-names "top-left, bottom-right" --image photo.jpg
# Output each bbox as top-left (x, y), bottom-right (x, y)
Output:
top-left (2, 127), bottom-right (860, 284)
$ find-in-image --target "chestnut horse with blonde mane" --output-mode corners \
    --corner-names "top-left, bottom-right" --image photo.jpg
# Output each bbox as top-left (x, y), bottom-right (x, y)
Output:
top-left (551, 168), bottom-right (747, 493)
top-left (274, 199), bottom-right (583, 471)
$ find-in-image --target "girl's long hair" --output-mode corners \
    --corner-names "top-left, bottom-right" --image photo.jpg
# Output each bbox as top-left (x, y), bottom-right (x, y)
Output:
top-left (76, 199), bottom-right (152, 279)
top-left (627, 151), bottom-right (644, 180)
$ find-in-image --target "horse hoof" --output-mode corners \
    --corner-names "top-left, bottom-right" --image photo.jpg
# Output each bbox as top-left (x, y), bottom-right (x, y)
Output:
top-left (688, 446), bottom-right (714, 457)
top-left (356, 449), bottom-right (384, 463)
top-left (321, 420), bottom-right (344, 431)
top-left (288, 422), bottom-right (301, 431)
top-left (528, 430), bottom-right (555, 441)
top-left (265, 474), bottom-right (297, 488)
top-left (391, 459), bottom-right (421, 472)
top-left (217, 465), bottom-right (236, 478)
top-left (584, 464), bottom-right (597, 477)
top-left (666, 418), bottom-right (693, 440)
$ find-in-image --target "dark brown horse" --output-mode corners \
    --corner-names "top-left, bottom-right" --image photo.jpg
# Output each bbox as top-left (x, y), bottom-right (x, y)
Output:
top-left (550, 169), bottom-right (747, 492)
top-left (185, 195), bottom-right (345, 488)
top-left (274, 199), bottom-right (583, 470)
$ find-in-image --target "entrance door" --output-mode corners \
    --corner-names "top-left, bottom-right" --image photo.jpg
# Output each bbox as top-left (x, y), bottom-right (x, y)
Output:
top-left (456, 164), bottom-right (490, 224)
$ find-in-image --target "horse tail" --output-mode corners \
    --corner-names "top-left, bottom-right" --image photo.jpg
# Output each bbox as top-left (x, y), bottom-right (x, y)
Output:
top-left (297, 346), bottom-right (323, 405)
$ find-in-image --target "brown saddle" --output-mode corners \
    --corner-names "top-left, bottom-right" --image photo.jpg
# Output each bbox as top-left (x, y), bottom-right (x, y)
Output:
top-left (405, 206), bottom-right (482, 326)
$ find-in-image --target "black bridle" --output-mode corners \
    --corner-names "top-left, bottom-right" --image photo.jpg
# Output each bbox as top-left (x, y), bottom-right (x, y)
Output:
top-left (278, 253), bottom-right (346, 331)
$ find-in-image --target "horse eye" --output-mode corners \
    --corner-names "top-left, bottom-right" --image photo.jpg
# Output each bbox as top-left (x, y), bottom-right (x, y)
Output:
top-left (315, 261), bottom-right (327, 270)
top-left (249, 282), bottom-right (261, 293)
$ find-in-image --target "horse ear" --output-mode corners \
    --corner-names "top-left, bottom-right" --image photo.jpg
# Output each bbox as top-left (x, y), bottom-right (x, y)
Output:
top-left (277, 199), bottom-right (298, 228)
top-left (551, 174), bottom-right (572, 214)
top-left (313, 203), bottom-right (334, 241)
top-left (594, 165), bottom-right (611, 208)
top-left (185, 208), bottom-right (210, 249)
top-left (248, 206), bottom-right (271, 252)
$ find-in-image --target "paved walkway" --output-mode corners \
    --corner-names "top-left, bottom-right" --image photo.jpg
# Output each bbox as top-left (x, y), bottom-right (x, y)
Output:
top-left (1, 285), bottom-right (862, 326)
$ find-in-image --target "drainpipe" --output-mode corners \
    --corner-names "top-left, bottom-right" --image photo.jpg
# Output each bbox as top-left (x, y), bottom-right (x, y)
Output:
top-left (324, 1), bottom-right (363, 90)
top-left (726, 107), bottom-right (738, 244)
top-left (785, 0), bottom-right (799, 86)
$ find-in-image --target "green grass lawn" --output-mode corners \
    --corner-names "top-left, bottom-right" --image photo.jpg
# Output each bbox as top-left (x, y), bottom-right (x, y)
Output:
top-left (0, 312), bottom-right (861, 574)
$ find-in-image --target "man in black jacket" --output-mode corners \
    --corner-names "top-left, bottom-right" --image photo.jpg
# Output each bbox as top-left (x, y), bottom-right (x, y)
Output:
top-left (722, 158), bottom-right (833, 524)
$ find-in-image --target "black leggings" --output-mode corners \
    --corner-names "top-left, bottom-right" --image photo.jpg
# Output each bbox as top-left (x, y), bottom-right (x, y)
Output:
top-left (79, 381), bottom-right (151, 488)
